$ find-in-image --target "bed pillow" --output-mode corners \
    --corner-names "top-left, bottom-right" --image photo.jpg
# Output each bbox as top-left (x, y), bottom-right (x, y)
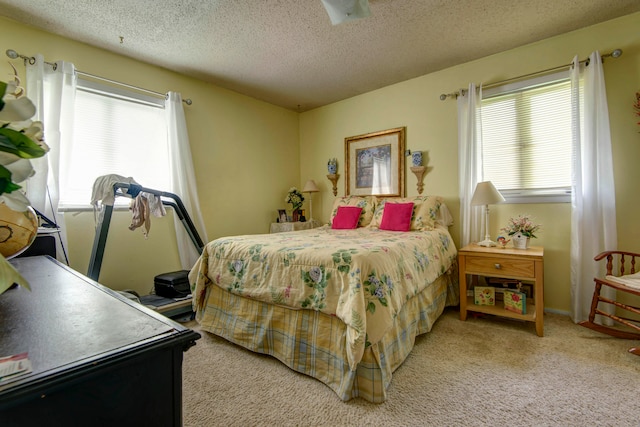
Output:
top-left (331, 206), bottom-right (363, 229)
top-left (369, 195), bottom-right (443, 231)
top-left (380, 202), bottom-right (414, 231)
top-left (329, 195), bottom-right (377, 227)
top-left (411, 195), bottom-right (444, 230)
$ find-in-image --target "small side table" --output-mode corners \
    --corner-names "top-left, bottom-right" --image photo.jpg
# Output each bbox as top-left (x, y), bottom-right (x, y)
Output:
top-left (270, 220), bottom-right (320, 233)
top-left (458, 244), bottom-right (545, 336)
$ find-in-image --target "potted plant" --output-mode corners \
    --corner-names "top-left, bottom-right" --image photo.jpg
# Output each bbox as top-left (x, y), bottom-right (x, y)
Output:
top-left (501, 214), bottom-right (541, 249)
top-left (285, 187), bottom-right (305, 221)
top-left (0, 65), bottom-right (49, 294)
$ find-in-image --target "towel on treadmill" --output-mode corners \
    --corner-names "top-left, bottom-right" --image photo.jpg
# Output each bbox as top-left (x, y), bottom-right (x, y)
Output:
top-left (129, 193), bottom-right (151, 237)
top-left (90, 174), bottom-right (139, 208)
top-left (90, 174), bottom-right (139, 226)
top-left (91, 174), bottom-right (166, 238)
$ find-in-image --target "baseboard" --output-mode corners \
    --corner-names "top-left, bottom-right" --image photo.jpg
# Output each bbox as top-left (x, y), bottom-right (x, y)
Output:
top-left (543, 307), bottom-right (570, 316)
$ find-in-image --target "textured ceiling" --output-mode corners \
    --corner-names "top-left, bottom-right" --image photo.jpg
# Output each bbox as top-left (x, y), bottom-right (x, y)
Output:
top-left (1, 0), bottom-right (639, 112)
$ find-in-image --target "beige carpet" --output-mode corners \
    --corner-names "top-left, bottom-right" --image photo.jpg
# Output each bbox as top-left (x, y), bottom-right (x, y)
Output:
top-left (181, 309), bottom-right (640, 426)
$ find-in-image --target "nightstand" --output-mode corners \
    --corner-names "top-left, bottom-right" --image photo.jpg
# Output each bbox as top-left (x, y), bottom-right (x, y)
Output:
top-left (270, 220), bottom-right (320, 233)
top-left (458, 244), bottom-right (545, 336)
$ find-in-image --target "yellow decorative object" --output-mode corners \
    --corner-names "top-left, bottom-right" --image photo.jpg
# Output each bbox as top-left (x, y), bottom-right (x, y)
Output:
top-left (0, 203), bottom-right (38, 259)
top-left (410, 166), bottom-right (426, 194)
top-left (327, 173), bottom-right (340, 196)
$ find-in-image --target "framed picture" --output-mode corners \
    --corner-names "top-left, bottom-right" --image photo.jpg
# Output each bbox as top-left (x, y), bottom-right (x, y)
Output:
top-left (345, 127), bottom-right (405, 197)
top-left (277, 209), bottom-right (288, 223)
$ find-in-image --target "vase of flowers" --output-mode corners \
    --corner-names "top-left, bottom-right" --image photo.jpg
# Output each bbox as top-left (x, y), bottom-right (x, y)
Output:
top-left (501, 214), bottom-right (540, 250)
top-left (0, 65), bottom-right (49, 294)
top-left (285, 187), bottom-right (304, 221)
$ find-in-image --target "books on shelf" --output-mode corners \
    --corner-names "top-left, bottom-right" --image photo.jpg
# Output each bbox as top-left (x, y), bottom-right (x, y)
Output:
top-left (504, 289), bottom-right (526, 314)
top-left (474, 286), bottom-right (495, 306)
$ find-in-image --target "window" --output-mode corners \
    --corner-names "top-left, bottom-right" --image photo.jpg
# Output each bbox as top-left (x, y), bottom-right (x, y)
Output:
top-left (59, 78), bottom-right (170, 209)
top-left (480, 71), bottom-right (576, 203)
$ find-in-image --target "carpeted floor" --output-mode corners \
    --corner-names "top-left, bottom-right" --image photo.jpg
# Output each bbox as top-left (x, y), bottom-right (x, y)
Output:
top-left (181, 308), bottom-right (640, 426)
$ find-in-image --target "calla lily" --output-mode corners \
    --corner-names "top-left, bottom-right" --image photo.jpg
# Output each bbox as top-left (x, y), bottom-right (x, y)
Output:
top-left (0, 189), bottom-right (30, 212)
top-left (22, 121), bottom-right (48, 153)
top-left (0, 78), bottom-right (35, 124)
top-left (0, 96), bottom-right (37, 124)
top-left (4, 157), bottom-right (35, 183)
top-left (0, 72), bottom-right (42, 294)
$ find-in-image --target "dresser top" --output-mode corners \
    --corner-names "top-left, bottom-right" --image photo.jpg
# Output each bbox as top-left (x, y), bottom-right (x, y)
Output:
top-left (0, 256), bottom-right (199, 393)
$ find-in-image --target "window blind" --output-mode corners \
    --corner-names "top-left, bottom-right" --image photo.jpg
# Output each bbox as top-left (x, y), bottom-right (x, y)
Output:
top-left (481, 72), bottom-right (576, 202)
top-left (59, 79), bottom-right (171, 208)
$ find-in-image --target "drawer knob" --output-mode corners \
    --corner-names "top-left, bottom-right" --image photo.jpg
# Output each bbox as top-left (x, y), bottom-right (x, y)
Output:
top-left (494, 263), bottom-right (502, 269)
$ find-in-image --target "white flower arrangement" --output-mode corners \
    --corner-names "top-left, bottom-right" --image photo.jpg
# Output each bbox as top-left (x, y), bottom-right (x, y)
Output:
top-left (0, 65), bottom-right (46, 294)
top-left (501, 214), bottom-right (541, 239)
top-left (0, 65), bottom-right (49, 211)
top-left (285, 187), bottom-right (304, 211)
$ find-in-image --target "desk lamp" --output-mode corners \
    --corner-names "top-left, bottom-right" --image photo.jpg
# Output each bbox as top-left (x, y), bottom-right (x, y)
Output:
top-left (471, 181), bottom-right (505, 247)
top-left (302, 180), bottom-right (320, 222)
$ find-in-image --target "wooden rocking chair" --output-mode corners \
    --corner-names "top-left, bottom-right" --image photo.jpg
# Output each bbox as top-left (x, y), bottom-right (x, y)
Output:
top-left (579, 250), bottom-right (640, 356)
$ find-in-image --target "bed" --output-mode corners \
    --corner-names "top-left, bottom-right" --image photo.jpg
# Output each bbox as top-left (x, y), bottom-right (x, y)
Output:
top-left (189, 195), bottom-right (459, 402)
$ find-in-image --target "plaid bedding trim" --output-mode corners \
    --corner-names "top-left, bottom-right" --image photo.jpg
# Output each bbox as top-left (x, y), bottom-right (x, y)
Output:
top-left (196, 267), bottom-right (457, 402)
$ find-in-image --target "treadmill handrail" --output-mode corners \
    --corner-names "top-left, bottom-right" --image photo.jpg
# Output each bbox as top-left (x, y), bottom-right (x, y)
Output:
top-left (87, 182), bottom-right (205, 281)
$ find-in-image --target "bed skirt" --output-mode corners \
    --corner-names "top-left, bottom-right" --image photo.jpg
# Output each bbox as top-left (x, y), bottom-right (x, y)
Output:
top-left (196, 265), bottom-right (458, 403)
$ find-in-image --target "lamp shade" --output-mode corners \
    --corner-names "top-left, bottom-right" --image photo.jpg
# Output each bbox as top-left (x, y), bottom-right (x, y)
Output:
top-left (471, 181), bottom-right (504, 206)
top-left (303, 180), bottom-right (319, 193)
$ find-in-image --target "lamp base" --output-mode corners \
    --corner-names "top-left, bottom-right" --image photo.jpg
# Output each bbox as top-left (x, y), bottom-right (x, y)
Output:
top-left (477, 238), bottom-right (497, 247)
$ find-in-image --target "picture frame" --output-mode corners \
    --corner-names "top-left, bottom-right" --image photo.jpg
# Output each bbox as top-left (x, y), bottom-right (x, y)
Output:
top-left (345, 127), bottom-right (405, 197)
top-left (277, 209), bottom-right (288, 223)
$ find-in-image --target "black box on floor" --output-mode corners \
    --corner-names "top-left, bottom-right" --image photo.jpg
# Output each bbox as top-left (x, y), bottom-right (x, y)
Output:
top-left (154, 270), bottom-right (190, 298)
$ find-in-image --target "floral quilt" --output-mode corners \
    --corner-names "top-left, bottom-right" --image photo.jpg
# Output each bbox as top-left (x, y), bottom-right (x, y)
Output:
top-left (190, 225), bottom-right (457, 370)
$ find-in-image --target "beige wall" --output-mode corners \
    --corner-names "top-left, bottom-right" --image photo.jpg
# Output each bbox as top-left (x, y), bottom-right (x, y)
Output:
top-left (1, 16), bottom-right (300, 296)
top-left (2, 12), bottom-right (639, 312)
top-left (300, 12), bottom-right (640, 314)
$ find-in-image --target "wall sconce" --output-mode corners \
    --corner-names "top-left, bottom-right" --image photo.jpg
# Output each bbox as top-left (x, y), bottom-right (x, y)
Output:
top-left (327, 158), bottom-right (339, 196)
top-left (410, 166), bottom-right (426, 194)
top-left (409, 151), bottom-right (426, 194)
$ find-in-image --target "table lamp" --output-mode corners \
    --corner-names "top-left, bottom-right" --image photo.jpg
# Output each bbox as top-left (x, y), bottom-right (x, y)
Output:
top-left (471, 181), bottom-right (505, 247)
top-left (303, 180), bottom-right (320, 222)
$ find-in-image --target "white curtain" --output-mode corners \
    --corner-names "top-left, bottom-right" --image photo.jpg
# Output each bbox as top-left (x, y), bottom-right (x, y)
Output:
top-left (457, 84), bottom-right (484, 247)
top-left (570, 51), bottom-right (617, 323)
top-left (165, 92), bottom-right (209, 269)
top-left (25, 56), bottom-right (77, 264)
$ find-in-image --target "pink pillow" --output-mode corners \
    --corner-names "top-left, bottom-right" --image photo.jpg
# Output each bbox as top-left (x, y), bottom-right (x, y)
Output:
top-left (331, 206), bottom-right (363, 229)
top-left (380, 202), bottom-right (414, 232)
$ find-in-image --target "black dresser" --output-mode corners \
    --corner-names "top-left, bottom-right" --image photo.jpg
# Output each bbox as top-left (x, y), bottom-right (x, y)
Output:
top-left (0, 256), bottom-right (200, 427)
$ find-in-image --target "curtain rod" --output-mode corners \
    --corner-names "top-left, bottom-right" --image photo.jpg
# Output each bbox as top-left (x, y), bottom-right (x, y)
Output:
top-left (439, 48), bottom-right (623, 101)
top-left (5, 49), bottom-right (192, 105)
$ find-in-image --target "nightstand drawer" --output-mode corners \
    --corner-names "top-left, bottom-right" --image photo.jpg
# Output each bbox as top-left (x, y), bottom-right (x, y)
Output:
top-left (465, 256), bottom-right (535, 278)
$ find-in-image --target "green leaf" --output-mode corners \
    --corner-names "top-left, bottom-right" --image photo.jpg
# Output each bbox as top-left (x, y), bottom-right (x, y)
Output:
top-left (0, 164), bottom-right (21, 194)
top-left (0, 128), bottom-right (46, 159)
top-left (367, 301), bottom-right (376, 314)
top-left (337, 265), bottom-right (350, 273)
top-left (0, 81), bottom-right (6, 111)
